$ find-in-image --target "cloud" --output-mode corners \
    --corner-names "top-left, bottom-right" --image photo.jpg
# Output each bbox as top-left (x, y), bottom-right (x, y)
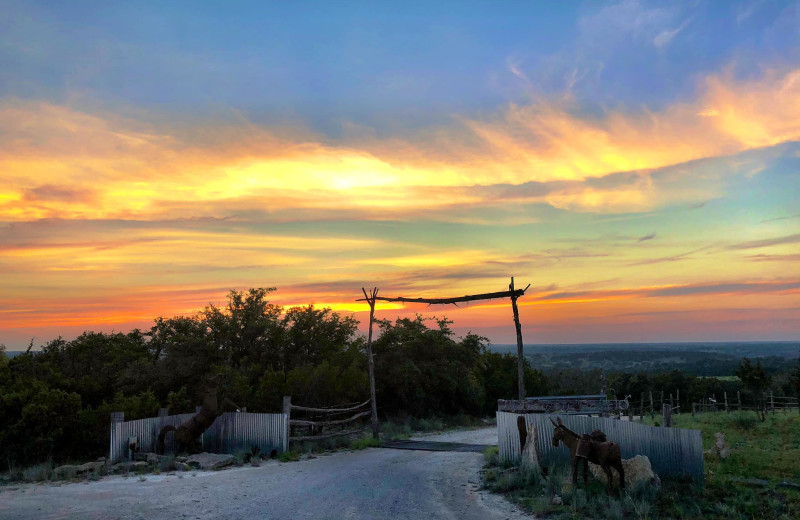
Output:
top-left (727, 233), bottom-right (800, 250)
top-left (653, 17), bottom-right (693, 48)
top-left (637, 232), bottom-right (656, 242)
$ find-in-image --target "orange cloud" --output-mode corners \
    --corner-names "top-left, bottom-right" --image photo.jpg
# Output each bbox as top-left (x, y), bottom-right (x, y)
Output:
top-left (2, 67), bottom-right (800, 222)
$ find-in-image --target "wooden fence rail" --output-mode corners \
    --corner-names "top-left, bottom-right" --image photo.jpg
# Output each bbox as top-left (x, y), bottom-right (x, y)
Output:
top-left (283, 396), bottom-right (371, 444)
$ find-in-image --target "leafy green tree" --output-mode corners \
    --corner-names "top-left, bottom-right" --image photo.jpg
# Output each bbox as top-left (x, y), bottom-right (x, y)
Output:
top-left (736, 358), bottom-right (772, 403)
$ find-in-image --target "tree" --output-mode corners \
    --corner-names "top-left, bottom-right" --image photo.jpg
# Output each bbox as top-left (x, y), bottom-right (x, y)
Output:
top-left (736, 358), bottom-right (772, 402)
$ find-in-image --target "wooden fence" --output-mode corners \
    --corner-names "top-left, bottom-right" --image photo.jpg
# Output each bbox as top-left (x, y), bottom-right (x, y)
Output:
top-left (109, 411), bottom-right (287, 463)
top-left (692, 392), bottom-right (799, 415)
top-left (283, 396), bottom-right (371, 443)
top-left (497, 412), bottom-right (704, 481)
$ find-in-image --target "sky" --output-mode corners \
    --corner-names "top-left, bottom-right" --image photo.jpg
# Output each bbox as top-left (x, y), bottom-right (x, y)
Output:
top-left (1, 0), bottom-right (799, 349)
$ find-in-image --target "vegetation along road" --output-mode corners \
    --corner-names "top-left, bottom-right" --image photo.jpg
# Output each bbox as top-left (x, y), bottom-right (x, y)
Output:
top-left (0, 428), bottom-right (527, 520)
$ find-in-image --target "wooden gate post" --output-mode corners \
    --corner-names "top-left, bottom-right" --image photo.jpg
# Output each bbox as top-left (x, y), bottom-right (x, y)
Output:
top-left (362, 288), bottom-right (380, 439)
top-left (510, 277), bottom-right (525, 400)
top-left (283, 396), bottom-right (291, 449)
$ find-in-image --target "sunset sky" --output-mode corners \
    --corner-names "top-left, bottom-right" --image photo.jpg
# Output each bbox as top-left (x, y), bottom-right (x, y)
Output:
top-left (1, 1), bottom-right (799, 349)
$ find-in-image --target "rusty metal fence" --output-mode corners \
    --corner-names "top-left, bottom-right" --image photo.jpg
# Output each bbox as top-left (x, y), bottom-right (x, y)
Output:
top-left (109, 411), bottom-right (287, 463)
top-left (497, 411), bottom-right (704, 480)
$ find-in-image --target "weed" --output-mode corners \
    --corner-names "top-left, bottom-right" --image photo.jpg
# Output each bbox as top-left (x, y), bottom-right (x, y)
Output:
top-left (278, 450), bottom-right (300, 463)
top-left (21, 461), bottom-right (52, 482)
top-left (483, 445), bottom-right (499, 466)
top-left (138, 475), bottom-right (146, 482)
top-left (349, 437), bottom-right (380, 450)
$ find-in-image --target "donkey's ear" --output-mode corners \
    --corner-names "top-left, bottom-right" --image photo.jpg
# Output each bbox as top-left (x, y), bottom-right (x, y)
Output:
top-left (549, 417), bottom-right (558, 427)
top-left (556, 417), bottom-right (563, 426)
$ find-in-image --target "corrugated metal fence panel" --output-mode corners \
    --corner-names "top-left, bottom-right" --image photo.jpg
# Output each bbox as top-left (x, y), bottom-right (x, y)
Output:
top-left (110, 412), bottom-right (287, 462)
top-left (496, 412), bottom-right (704, 481)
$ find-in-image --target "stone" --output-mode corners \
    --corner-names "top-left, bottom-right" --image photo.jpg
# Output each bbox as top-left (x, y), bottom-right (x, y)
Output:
top-left (76, 461), bottom-right (105, 474)
top-left (589, 455), bottom-right (659, 488)
top-left (173, 462), bottom-right (191, 472)
top-left (146, 453), bottom-right (160, 464)
top-left (186, 453), bottom-right (236, 470)
top-left (175, 456), bottom-right (188, 463)
top-left (51, 465), bottom-right (79, 480)
top-left (520, 424), bottom-right (540, 470)
top-left (551, 495), bottom-right (562, 505)
top-left (706, 432), bottom-right (731, 459)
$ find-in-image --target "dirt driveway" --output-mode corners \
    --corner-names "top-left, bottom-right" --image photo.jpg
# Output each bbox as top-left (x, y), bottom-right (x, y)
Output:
top-left (0, 428), bottom-right (528, 520)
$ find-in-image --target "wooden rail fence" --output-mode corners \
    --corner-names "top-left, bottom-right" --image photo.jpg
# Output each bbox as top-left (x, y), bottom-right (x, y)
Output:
top-left (283, 396), bottom-right (371, 443)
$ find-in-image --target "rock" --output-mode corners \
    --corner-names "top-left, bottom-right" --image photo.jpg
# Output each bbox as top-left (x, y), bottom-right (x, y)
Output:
top-left (146, 453), bottom-right (160, 464)
top-left (520, 424), bottom-right (540, 470)
top-left (551, 495), bottom-right (562, 505)
top-left (173, 462), bottom-right (191, 472)
top-left (52, 465), bottom-right (79, 480)
top-left (778, 480), bottom-right (800, 490)
top-left (186, 453), bottom-right (236, 470)
top-left (76, 461), bottom-right (105, 474)
top-left (730, 477), bottom-right (769, 487)
top-left (589, 455), bottom-right (659, 488)
top-left (175, 456), bottom-right (188, 463)
top-left (706, 432), bottom-right (731, 459)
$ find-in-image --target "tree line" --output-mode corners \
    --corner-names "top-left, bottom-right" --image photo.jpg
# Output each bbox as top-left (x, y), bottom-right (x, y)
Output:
top-left (2, 287), bottom-right (798, 467)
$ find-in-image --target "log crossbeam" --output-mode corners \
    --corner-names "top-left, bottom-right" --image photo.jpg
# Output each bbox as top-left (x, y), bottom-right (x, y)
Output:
top-left (356, 287), bottom-right (529, 306)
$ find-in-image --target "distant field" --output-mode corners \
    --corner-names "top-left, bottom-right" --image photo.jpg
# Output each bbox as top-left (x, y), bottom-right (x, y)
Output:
top-left (487, 342), bottom-right (800, 376)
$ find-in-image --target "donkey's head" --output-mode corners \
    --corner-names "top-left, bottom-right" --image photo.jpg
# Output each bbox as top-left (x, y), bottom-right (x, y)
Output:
top-left (549, 416), bottom-right (566, 447)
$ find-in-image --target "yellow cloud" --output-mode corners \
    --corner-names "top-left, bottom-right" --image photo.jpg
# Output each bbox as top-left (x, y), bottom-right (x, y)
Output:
top-left (1, 67), bottom-right (799, 222)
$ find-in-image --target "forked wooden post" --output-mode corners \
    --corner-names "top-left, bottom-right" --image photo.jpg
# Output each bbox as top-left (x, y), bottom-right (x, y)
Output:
top-left (509, 277), bottom-right (525, 400)
top-left (362, 287), bottom-right (380, 439)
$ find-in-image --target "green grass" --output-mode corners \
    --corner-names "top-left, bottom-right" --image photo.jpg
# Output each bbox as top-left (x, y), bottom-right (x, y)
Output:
top-left (485, 411), bottom-right (800, 519)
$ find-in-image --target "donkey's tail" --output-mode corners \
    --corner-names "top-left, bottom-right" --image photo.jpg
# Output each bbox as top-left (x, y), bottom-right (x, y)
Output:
top-left (156, 425), bottom-right (177, 455)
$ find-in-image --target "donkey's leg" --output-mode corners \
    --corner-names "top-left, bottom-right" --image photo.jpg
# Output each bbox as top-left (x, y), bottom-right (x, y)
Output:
top-left (571, 455), bottom-right (579, 485)
top-left (602, 465), bottom-right (613, 495)
top-left (582, 459), bottom-right (588, 486)
top-left (614, 460), bottom-right (626, 491)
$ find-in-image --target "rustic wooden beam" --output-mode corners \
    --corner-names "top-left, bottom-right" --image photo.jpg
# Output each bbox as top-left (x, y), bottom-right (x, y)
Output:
top-left (509, 277), bottom-right (526, 400)
top-left (290, 399), bottom-right (371, 414)
top-left (357, 287), bottom-right (528, 306)
top-left (290, 428), bottom-right (368, 442)
top-left (362, 287), bottom-right (380, 440)
top-left (290, 410), bottom-right (372, 428)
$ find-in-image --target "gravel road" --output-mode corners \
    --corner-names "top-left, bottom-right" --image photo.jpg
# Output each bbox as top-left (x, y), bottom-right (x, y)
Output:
top-left (0, 427), bottom-right (528, 520)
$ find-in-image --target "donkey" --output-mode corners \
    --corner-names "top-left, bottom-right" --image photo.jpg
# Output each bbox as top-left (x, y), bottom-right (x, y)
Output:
top-left (549, 417), bottom-right (625, 495)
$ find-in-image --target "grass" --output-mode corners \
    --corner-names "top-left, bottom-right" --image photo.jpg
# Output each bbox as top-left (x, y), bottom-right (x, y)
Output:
top-left (484, 411), bottom-right (800, 519)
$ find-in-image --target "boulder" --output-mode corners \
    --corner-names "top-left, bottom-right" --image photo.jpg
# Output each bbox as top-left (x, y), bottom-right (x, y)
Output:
top-left (589, 455), bottom-right (659, 488)
top-left (52, 465), bottom-right (79, 480)
top-left (173, 462), bottom-right (191, 472)
top-left (520, 424), bottom-right (540, 470)
top-left (186, 453), bottom-right (236, 470)
top-left (76, 461), bottom-right (105, 474)
top-left (706, 432), bottom-right (731, 459)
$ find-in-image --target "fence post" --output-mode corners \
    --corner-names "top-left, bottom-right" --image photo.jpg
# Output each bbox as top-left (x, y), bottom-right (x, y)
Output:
top-left (649, 392), bottom-right (654, 421)
top-left (110, 411), bottom-right (124, 463)
top-left (770, 391), bottom-right (775, 414)
top-left (724, 392), bottom-right (728, 413)
top-left (692, 402), bottom-right (696, 418)
top-left (283, 396), bottom-right (292, 451)
top-left (640, 392), bottom-right (645, 421)
top-left (737, 391), bottom-right (741, 410)
top-left (662, 404), bottom-right (673, 427)
top-left (676, 389), bottom-right (680, 414)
